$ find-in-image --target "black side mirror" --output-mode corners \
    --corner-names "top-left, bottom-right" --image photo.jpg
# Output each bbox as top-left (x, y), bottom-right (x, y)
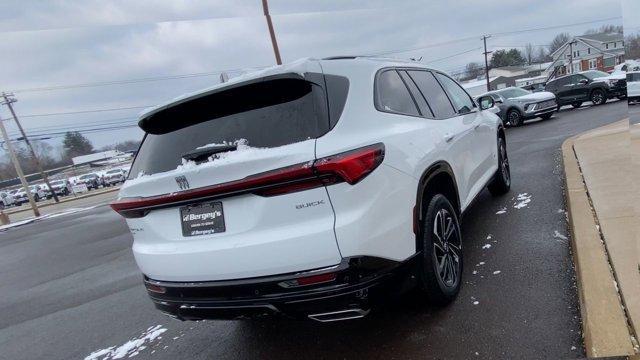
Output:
top-left (478, 96), bottom-right (495, 110)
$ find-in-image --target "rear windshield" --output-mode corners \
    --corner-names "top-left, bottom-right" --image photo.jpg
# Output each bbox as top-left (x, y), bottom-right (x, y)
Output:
top-left (80, 174), bottom-right (95, 179)
top-left (582, 70), bottom-right (610, 80)
top-left (129, 76), bottom-right (330, 177)
top-left (107, 169), bottom-right (121, 174)
top-left (496, 88), bottom-right (530, 99)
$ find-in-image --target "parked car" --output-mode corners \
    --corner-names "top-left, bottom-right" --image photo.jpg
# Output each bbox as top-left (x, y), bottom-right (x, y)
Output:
top-left (111, 57), bottom-right (511, 322)
top-left (0, 191), bottom-right (16, 209)
top-left (35, 183), bottom-right (53, 199)
top-left (77, 173), bottom-right (103, 190)
top-left (612, 60), bottom-right (640, 75)
top-left (476, 87), bottom-right (556, 127)
top-left (49, 179), bottom-right (72, 196)
top-left (103, 168), bottom-right (127, 186)
top-left (627, 71), bottom-right (640, 104)
top-left (13, 185), bottom-right (47, 205)
top-left (545, 70), bottom-right (627, 109)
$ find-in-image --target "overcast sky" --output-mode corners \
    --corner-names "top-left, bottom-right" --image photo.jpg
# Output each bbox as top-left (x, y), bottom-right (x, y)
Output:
top-left (0, 0), bottom-right (624, 152)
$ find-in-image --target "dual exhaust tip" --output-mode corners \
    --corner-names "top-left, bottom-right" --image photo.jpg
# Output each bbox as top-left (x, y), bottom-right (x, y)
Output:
top-left (307, 308), bottom-right (370, 322)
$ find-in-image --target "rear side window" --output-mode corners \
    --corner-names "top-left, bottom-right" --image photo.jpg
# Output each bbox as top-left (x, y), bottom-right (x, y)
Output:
top-left (407, 70), bottom-right (456, 119)
top-left (376, 70), bottom-right (420, 116)
top-left (628, 73), bottom-right (640, 82)
top-left (130, 77), bottom-right (329, 177)
top-left (434, 73), bottom-right (476, 114)
top-left (398, 71), bottom-right (434, 118)
top-left (554, 77), bottom-right (570, 87)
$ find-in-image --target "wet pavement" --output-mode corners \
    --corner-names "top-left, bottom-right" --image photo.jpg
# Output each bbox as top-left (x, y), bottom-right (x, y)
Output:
top-left (0, 100), bottom-right (629, 360)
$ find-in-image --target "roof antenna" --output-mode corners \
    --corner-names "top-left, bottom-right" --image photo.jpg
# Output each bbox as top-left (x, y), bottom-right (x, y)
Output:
top-left (410, 56), bottom-right (423, 62)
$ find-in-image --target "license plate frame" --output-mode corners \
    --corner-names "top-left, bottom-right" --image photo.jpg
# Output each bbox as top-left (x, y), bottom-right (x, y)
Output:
top-left (180, 202), bottom-right (226, 237)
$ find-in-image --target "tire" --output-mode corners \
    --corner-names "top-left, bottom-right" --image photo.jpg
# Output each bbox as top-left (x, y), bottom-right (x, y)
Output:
top-left (540, 113), bottom-right (553, 120)
top-left (507, 109), bottom-right (523, 127)
top-left (571, 102), bottom-right (582, 109)
top-left (417, 194), bottom-right (463, 306)
top-left (34, 194), bottom-right (40, 202)
top-left (590, 89), bottom-right (606, 105)
top-left (488, 136), bottom-right (511, 196)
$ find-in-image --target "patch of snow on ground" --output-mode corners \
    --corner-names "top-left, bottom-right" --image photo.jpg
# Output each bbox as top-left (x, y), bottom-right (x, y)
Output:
top-left (486, 234), bottom-right (492, 240)
top-left (513, 193), bottom-right (532, 209)
top-left (84, 325), bottom-right (166, 360)
top-left (482, 244), bottom-right (491, 249)
top-left (495, 207), bottom-right (507, 215)
top-left (553, 230), bottom-right (568, 241)
top-left (476, 262), bottom-right (485, 267)
top-left (472, 270), bottom-right (477, 275)
top-left (473, 301), bottom-right (479, 305)
top-left (493, 270), bottom-right (501, 275)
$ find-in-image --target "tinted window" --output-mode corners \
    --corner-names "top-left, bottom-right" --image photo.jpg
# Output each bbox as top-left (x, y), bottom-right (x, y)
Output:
top-left (407, 70), bottom-right (456, 119)
top-left (324, 75), bottom-right (350, 128)
top-left (130, 78), bottom-right (329, 177)
top-left (627, 73), bottom-right (640, 82)
top-left (398, 71), bottom-right (434, 118)
top-left (435, 73), bottom-right (475, 114)
top-left (552, 77), bottom-right (570, 88)
top-left (376, 70), bottom-right (420, 116)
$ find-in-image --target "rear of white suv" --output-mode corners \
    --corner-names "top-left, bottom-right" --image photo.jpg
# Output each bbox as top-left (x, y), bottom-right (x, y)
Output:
top-left (112, 58), bottom-right (509, 321)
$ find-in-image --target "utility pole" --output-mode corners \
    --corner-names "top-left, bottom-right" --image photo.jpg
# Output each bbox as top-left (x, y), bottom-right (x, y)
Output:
top-left (1, 93), bottom-right (59, 202)
top-left (482, 35), bottom-right (492, 92)
top-left (0, 115), bottom-right (39, 217)
top-left (568, 41), bottom-right (574, 74)
top-left (262, 0), bottom-right (282, 65)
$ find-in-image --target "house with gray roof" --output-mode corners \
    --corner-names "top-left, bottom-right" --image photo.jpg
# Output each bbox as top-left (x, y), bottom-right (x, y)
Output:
top-left (547, 32), bottom-right (625, 77)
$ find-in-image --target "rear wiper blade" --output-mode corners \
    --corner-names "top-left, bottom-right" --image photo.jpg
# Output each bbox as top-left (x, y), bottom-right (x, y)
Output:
top-left (181, 144), bottom-right (237, 162)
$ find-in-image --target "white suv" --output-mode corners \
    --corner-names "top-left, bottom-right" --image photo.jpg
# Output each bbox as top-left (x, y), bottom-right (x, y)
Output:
top-left (112, 57), bottom-right (510, 322)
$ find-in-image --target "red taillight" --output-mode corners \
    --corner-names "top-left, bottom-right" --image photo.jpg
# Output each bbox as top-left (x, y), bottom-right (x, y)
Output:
top-left (314, 143), bottom-right (385, 185)
top-left (111, 143), bottom-right (384, 218)
top-left (278, 272), bottom-right (337, 288)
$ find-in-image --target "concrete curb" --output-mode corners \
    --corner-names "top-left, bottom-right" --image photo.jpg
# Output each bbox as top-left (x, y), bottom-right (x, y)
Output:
top-left (562, 135), bottom-right (635, 358)
top-left (5, 187), bottom-right (119, 216)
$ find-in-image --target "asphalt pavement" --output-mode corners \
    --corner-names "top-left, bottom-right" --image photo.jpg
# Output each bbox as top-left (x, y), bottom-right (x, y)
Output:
top-left (0, 100), bottom-right (629, 360)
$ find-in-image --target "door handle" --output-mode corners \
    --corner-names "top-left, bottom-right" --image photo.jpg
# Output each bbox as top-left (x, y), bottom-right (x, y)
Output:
top-left (444, 133), bottom-right (455, 143)
top-left (474, 123), bottom-right (481, 130)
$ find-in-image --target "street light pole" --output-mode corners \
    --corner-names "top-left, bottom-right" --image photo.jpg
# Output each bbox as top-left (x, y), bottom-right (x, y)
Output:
top-left (0, 115), bottom-right (39, 217)
top-left (1, 93), bottom-right (59, 202)
top-left (262, 0), bottom-right (282, 65)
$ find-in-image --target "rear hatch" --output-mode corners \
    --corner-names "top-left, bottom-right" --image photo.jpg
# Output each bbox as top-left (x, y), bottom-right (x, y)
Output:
top-left (115, 64), bottom-right (345, 282)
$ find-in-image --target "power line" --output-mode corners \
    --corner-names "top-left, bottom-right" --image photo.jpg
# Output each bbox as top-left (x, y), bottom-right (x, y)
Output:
top-left (15, 105), bottom-right (151, 119)
top-left (8, 66), bottom-right (268, 93)
top-left (491, 16), bottom-right (621, 37)
top-left (423, 47), bottom-right (483, 64)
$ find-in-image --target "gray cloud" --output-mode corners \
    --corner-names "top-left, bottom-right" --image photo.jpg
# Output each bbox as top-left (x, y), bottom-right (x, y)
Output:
top-left (0, 0), bottom-right (623, 149)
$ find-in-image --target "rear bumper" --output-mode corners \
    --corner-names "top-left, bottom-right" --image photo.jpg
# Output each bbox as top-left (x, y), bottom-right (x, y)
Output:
top-left (144, 255), bottom-right (417, 321)
top-left (607, 87), bottom-right (627, 98)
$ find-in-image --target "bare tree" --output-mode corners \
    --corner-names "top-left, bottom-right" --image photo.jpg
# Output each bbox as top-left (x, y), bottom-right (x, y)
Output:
top-left (535, 47), bottom-right (549, 62)
top-left (523, 43), bottom-right (535, 65)
top-left (584, 24), bottom-right (623, 35)
top-left (549, 33), bottom-right (571, 56)
top-left (462, 62), bottom-right (484, 81)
